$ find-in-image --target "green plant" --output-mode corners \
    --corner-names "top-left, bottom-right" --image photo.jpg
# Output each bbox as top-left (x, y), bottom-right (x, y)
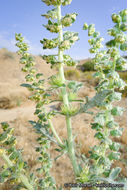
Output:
top-left (0, 1), bottom-right (127, 190)
top-left (80, 59), bottom-right (95, 72)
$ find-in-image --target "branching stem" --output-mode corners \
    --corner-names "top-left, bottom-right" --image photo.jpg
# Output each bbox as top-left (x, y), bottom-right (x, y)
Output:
top-left (2, 153), bottom-right (34, 190)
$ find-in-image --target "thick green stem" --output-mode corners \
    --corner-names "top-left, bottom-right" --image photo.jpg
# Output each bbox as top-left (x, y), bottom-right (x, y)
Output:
top-left (57, 5), bottom-right (80, 177)
top-left (2, 153), bottom-right (34, 190)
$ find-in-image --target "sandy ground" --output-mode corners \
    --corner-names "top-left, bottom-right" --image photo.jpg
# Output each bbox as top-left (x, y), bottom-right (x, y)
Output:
top-left (0, 49), bottom-right (127, 190)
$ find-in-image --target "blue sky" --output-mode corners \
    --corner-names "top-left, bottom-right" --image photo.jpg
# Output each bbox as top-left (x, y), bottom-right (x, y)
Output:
top-left (0, 0), bottom-right (127, 60)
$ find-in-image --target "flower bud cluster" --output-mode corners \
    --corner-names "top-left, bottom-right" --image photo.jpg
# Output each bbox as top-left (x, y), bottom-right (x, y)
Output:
top-left (42, 0), bottom-right (72, 6)
top-left (107, 9), bottom-right (127, 54)
top-left (82, 9), bottom-right (127, 183)
top-left (0, 122), bottom-right (29, 188)
top-left (62, 13), bottom-right (77, 27)
top-left (15, 33), bottom-right (56, 189)
top-left (59, 31), bottom-right (79, 50)
top-left (40, 38), bottom-right (58, 49)
top-left (63, 54), bottom-right (77, 66)
top-left (42, 8), bottom-right (57, 20)
top-left (43, 20), bottom-right (61, 33)
top-left (42, 55), bottom-right (58, 67)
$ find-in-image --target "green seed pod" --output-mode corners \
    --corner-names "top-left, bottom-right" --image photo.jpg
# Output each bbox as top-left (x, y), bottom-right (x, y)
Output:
top-left (120, 23), bottom-right (127, 31)
top-left (112, 14), bottom-right (121, 23)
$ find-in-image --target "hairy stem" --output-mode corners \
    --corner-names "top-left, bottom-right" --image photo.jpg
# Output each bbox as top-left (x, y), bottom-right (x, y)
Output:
top-left (57, 5), bottom-right (80, 177)
top-left (2, 153), bottom-right (34, 190)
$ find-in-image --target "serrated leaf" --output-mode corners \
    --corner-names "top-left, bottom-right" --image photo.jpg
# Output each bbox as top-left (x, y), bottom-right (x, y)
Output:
top-left (80, 89), bottom-right (112, 113)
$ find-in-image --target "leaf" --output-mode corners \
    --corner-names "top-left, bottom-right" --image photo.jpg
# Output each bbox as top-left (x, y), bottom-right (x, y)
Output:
top-left (109, 167), bottom-right (121, 180)
top-left (111, 107), bottom-right (124, 116)
top-left (36, 73), bottom-right (43, 79)
top-left (80, 89), bottom-right (112, 113)
top-left (91, 123), bottom-right (103, 131)
top-left (108, 152), bottom-right (120, 160)
top-left (120, 43), bottom-right (127, 51)
top-left (110, 129), bottom-right (123, 137)
top-left (94, 132), bottom-right (105, 140)
top-left (20, 83), bottom-right (32, 88)
top-left (109, 142), bottom-right (120, 151)
top-left (94, 113), bottom-right (105, 126)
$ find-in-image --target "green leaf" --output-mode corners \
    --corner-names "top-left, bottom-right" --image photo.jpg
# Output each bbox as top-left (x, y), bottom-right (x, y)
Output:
top-left (36, 73), bottom-right (43, 79)
top-left (109, 142), bottom-right (120, 151)
top-left (94, 132), bottom-right (105, 140)
top-left (107, 92), bottom-right (122, 102)
top-left (106, 40), bottom-right (116, 47)
top-left (109, 167), bottom-right (121, 180)
top-left (120, 43), bottom-right (127, 51)
top-left (94, 113), bottom-right (105, 126)
top-left (80, 89), bottom-right (112, 113)
top-left (110, 129), bottom-right (123, 137)
top-left (1, 122), bottom-right (9, 131)
top-left (41, 8), bottom-right (58, 20)
top-left (106, 121), bottom-right (118, 129)
top-left (91, 123), bottom-right (103, 131)
top-left (111, 107), bottom-right (124, 116)
top-left (108, 152), bottom-right (120, 160)
top-left (67, 81), bottom-right (83, 93)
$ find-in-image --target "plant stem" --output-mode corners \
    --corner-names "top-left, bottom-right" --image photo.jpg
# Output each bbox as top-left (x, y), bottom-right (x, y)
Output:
top-left (48, 119), bottom-right (63, 146)
top-left (57, 5), bottom-right (80, 177)
top-left (2, 153), bottom-right (34, 190)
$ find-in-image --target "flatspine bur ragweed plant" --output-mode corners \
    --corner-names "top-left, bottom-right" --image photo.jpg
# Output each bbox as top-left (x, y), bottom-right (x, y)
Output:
top-left (0, 0), bottom-right (127, 189)
top-left (82, 9), bottom-right (127, 189)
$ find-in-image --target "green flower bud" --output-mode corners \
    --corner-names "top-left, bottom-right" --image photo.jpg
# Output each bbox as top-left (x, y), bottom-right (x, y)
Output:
top-left (115, 34), bottom-right (126, 43)
top-left (62, 0), bottom-right (72, 6)
top-left (120, 23), bottom-right (127, 31)
top-left (89, 48), bottom-right (97, 53)
top-left (22, 67), bottom-right (28, 72)
top-left (88, 38), bottom-right (95, 45)
top-left (112, 14), bottom-right (121, 23)
top-left (29, 68), bottom-right (37, 74)
top-left (120, 9), bottom-right (127, 17)
top-left (17, 50), bottom-right (23, 55)
top-left (93, 31), bottom-right (100, 38)
top-left (83, 23), bottom-right (88, 30)
top-left (62, 13), bottom-right (77, 27)
top-left (25, 74), bottom-right (34, 82)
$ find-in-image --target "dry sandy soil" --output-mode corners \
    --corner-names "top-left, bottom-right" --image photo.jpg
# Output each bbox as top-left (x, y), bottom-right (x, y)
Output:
top-left (0, 48), bottom-right (127, 190)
